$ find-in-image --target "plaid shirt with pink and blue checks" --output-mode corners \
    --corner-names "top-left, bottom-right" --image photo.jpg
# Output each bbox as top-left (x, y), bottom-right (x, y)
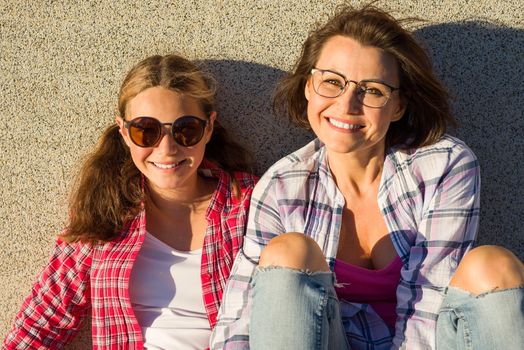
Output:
top-left (3, 165), bottom-right (257, 350)
top-left (211, 135), bottom-right (480, 350)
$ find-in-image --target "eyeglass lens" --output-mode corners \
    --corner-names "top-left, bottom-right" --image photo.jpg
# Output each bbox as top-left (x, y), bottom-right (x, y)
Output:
top-left (127, 116), bottom-right (207, 148)
top-left (312, 70), bottom-right (393, 108)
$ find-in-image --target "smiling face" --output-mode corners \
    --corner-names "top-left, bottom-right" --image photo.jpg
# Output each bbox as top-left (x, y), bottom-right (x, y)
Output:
top-left (116, 86), bottom-right (214, 197)
top-left (305, 35), bottom-right (405, 159)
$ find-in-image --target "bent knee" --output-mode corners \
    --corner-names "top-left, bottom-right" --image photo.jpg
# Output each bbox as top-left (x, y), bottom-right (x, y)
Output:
top-left (450, 245), bottom-right (524, 295)
top-left (259, 232), bottom-right (330, 272)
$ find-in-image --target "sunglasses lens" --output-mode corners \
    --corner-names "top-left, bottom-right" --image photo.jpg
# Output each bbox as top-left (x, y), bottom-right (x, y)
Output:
top-left (128, 117), bottom-right (161, 147)
top-left (172, 116), bottom-right (206, 147)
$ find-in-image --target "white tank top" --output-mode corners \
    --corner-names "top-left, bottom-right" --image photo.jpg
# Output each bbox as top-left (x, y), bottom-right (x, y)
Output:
top-left (129, 232), bottom-right (211, 349)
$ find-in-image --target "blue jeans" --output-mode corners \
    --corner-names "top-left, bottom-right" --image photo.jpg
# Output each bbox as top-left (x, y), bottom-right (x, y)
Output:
top-left (249, 267), bottom-right (350, 350)
top-left (436, 286), bottom-right (524, 350)
top-left (249, 266), bottom-right (524, 350)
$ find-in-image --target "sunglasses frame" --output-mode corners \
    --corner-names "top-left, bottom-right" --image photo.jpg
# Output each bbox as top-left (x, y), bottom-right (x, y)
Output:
top-left (123, 115), bottom-right (209, 148)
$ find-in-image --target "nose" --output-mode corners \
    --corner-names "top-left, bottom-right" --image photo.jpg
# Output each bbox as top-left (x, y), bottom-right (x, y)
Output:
top-left (155, 125), bottom-right (178, 154)
top-left (337, 82), bottom-right (362, 114)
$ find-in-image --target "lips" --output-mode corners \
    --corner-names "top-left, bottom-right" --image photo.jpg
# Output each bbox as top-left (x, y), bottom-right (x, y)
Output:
top-left (151, 159), bottom-right (187, 169)
top-left (327, 117), bottom-right (364, 131)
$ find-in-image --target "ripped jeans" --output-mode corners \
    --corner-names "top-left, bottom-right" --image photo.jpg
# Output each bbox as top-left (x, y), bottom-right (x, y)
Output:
top-left (436, 286), bottom-right (524, 350)
top-left (249, 266), bottom-right (350, 350)
top-left (249, 266), bottom-right (524, 350)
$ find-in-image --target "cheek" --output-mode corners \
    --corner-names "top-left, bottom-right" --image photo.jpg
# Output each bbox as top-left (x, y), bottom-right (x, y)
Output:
top-left (194, 143), bottom-right (207, 163)
top-left (306, 105), bottom-right (324, 137)
top-left (184, 142), bottom-right (207, 168)
top-left (384, 96), bottom-right (405, 122)
top-left (128, 146), bottom-right (151, 164)
top-left (307, 96), bottom-right (327, 121)
top-left (120, 130), bottom-right (133, 149)
top-left (381, 106), bottom-right (400, 124)
top-left (306, 103), bottom-right (316, 125)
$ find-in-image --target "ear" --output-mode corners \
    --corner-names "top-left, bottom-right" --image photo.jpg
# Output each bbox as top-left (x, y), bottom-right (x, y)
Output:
top-left (115, 116), bottom-right (124, 131)
top-left (304, 77), bottom-right (312, 101)
top-left (208, 111), bottom-right (217, 128)
top-left (115, 116), bottom-right (132, 147)
top-left (391, 97), bottom-right (407, 122)
top-left (205, 111), bottom-right (217, 144)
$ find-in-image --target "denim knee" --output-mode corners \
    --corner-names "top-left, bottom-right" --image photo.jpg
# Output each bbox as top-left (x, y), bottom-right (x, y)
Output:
top-left (250, 266), bottom-right (350, 350)
top-left (436, 286), bottom-right (524, 350)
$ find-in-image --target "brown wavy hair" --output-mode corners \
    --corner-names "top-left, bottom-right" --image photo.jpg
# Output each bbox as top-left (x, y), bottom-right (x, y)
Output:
top-left (62, 54), bottom-right (253, 243)
top-left (273, 4), bottom-right (456, 149)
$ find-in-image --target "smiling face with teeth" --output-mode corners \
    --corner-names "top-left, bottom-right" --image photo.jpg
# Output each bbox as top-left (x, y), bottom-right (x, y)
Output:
top-left (305, 35), bottom-right (406, 159)
top-left (117, 86), bottom-right (214, 197)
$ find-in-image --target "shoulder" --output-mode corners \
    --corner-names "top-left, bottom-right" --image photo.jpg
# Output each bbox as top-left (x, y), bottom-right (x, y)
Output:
top-left (260, 139), bottom-right (324, 182)
top-left (55, 235), bottom-right (95, 255)
top-left (200, 161), bottom-right (258, 212)
top-left (387, 135), bottom-right (479, 180)
top-left (416, 135), bottom-right (476, 162)
top-left (228, 170), bottom-right (259, 206)
top-left (200, 159), bottom-right (256, 185)
top-left (36, 236), bottom-right (96, 278)
top-left (251, 139), bottom-right (327, 204)
top-left (230, 170), bottom-right (259, 191)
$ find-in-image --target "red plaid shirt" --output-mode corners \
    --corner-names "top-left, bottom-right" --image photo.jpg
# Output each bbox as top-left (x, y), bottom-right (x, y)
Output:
top-left (3, 164), bottom-right (257, 350)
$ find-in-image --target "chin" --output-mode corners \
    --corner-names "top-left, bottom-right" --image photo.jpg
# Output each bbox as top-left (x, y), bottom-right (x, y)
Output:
top-left (321, 139), bottom-right (358, 154)
top-left (146, 176), bottom-right (184, 191)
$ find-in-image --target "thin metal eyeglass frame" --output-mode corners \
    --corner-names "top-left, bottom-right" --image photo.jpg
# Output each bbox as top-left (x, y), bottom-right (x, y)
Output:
top-left (123, 116), bottom-right (209, 148)
top-left (310, 68), bottom-right (400, 108)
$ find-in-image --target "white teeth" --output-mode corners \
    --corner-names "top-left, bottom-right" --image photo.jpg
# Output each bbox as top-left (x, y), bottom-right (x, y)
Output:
top-left (329, 118), bottom-right (362, 130)
top-left (153, 160), bottom-right (184, 169)
top-left (154, 163), bottom-right (177, 169)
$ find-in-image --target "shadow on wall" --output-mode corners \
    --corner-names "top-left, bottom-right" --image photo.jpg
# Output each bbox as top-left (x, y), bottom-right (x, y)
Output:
top-left (416, 22), bottom-right (524, 258)
top-left (200, 60), bottom-right (314, 175)
top-left (204, 22), bottom-right (524, 259)
top-left (62, 20), bottom-right (522, 350)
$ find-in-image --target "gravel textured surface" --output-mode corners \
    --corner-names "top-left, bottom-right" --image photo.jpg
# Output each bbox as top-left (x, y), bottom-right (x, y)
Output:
top-left (1, 1), bottom-right (522, 347)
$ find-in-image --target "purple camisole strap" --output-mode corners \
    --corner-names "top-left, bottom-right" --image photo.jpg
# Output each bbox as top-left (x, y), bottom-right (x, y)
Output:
top-left (333, 256), bottom-right (403, 329)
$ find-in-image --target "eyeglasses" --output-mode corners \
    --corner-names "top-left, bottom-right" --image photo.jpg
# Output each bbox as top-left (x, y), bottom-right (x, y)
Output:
top-left (123, 116), bottom-right (209, 148)
top-left (310, 68), bottom-right (400, 108)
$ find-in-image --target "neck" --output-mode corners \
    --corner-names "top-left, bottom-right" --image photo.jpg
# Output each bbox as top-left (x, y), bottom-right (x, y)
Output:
top-left (327, 147), bottom-right (386, 197)
top-left (143, 174), bottom-right (217, 251)
top-left (147, 175), bottom-right (215, 215)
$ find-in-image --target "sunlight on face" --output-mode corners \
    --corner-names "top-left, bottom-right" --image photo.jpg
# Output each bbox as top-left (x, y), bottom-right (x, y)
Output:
top-left (305, 35), bottom-right (405, 159)
top-left (118, 86), bottom-right (214, 196)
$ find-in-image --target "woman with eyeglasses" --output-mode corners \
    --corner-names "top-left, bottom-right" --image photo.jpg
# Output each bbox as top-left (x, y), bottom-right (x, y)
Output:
top-left (3, 54), bottom-right (257, 349)
top-left (211, 5), bottom-right (524, 350)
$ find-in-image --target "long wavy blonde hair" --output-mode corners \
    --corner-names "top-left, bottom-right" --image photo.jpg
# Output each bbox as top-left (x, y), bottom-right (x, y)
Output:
top-left (63, 54), bottom-right (252, 243)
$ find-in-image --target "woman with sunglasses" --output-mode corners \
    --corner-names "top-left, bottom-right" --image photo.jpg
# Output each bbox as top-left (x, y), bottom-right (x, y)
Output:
top-left (3, 54), bottom-right (257, 349)
top-left (212, 5), bottom-right (524, 350)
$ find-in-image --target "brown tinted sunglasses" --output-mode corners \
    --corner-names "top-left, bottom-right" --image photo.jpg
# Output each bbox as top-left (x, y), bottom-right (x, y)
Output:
top-left (124, 116), bottom-right (209, 148)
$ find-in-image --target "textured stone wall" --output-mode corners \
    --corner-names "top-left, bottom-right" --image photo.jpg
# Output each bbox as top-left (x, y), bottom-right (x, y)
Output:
top-left (1, 1), bottom-right (522, 347)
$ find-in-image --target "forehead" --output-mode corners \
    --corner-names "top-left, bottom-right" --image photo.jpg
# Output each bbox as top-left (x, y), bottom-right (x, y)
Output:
top-left (126, 86), bottom-right (204, 120)
top-left (316, 35), bottom-right (399, 82)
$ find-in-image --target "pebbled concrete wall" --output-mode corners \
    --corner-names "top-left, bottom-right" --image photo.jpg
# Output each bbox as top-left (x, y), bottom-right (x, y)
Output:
top-left (1, 1), bottom-right (522, 347)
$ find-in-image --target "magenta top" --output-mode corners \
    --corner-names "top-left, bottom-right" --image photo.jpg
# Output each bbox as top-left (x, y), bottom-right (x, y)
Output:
top-left (334, 256), bottom-right (403, 329)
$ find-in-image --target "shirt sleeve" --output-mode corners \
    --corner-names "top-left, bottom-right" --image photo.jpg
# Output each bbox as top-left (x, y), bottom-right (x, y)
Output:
top-left (2, 239), bottom-right (93, 349)
top-left (392, 143), bottom-right (481, 349)
top-left (210, 174), bottom-right (285, 349)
